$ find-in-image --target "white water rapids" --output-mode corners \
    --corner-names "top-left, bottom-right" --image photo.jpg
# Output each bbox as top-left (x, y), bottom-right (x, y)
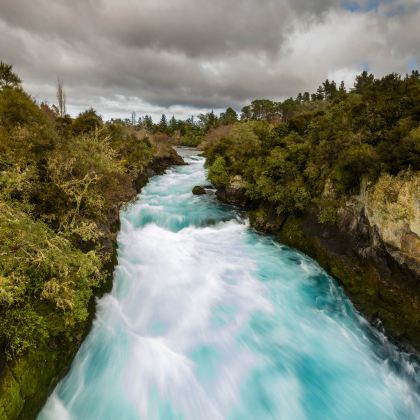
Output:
top-left (39, 148), bottom-right (420, 419)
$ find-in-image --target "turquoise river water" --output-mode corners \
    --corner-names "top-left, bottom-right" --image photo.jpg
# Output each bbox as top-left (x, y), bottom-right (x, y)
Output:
top-left (39, 148), bottom-right (420, 420)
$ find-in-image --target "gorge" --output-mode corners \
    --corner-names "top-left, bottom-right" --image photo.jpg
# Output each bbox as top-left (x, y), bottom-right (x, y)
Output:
top-left (38, 149), bottom-right (420, 420)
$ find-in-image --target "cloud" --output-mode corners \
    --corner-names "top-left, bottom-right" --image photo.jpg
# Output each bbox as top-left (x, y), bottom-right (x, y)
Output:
top-left (0, 0), bottom-right (418, 120)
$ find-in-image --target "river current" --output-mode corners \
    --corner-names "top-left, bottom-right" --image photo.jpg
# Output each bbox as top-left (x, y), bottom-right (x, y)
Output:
top-left (39, 148), bottom-right (420, 420)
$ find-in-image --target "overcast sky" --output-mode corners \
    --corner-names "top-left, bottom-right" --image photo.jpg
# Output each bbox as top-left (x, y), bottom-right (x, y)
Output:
top-left (0, 0), bottom-right (419, 121)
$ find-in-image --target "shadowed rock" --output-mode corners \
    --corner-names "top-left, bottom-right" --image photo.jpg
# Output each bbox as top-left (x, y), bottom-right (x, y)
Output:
top-left (192, 186), bottom-right (206, 195)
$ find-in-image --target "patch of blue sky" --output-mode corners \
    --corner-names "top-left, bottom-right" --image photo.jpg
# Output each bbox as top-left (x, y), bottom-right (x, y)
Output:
top-left (342, 0), bottom-right (391, 12)
top-left (408, 58), bottom-right (418, 73)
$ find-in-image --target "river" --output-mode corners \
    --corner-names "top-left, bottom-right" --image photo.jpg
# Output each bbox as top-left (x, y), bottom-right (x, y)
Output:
top-left (39, 148), bottom-right (420, 420)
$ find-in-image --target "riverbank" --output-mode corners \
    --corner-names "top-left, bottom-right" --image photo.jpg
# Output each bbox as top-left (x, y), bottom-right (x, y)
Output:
top-left (199, 77), bottom-right (420, 354)
top-left (0, 148), bottom-right (184, 420)
top-left (213, 180), bottom-right (420, 354)
top-left (39, 149), bottom-right (420, 419)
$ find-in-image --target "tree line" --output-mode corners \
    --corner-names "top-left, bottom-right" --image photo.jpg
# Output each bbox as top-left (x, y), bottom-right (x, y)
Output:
top-left (202, 70), bottom-right (420, 220)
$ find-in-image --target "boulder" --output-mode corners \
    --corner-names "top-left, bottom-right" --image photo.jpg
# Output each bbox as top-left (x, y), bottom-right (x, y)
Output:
top-left (192, 186), bottom-right (206, 195)
top-left (216, 175), bottom-right (247, 206)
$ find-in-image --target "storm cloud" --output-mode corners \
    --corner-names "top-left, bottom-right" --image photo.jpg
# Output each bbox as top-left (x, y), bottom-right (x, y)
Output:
top-left (0, 0), bottom-right (419, 119)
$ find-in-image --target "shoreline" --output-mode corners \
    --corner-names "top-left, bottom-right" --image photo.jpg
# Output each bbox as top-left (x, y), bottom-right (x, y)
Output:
top-left (212, 187), bottom-right (420, 356)
top-left (0, 150), bottom-right (185, 420)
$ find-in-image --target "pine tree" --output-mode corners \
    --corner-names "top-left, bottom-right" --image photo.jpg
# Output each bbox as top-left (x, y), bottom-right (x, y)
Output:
top-left (159, 114), bottom-right (168, 132)
top-left (143, 115), bottom-right (154, 131)
top-left (169, 115), bottom-right (177, 132)
top-left (0, 62), bottom-right (22, 89)
top-left (354, 70), bottom-right (375, 93)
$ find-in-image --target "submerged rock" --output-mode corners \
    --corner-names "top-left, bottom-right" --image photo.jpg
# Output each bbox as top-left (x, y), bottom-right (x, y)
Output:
top-left (192, 186), bottom-right (206, 195)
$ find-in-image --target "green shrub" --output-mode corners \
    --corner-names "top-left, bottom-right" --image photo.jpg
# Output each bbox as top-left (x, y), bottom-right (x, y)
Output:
top-left (73, 108), bottom-right (103, 135)
top-left (0, 63), bottom-right (169, 363)
top-left (203, 71), bottom-right (420, 221)
top-left (208, 156), bottom-right (229, 186)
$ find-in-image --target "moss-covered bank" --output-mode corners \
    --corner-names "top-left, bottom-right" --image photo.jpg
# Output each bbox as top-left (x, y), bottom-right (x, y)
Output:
top-left (0, 151), bottom-right (184, 420)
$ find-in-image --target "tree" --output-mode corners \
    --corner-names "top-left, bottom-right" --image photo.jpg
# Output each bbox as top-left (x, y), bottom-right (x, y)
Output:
top-left (241, 105), bottom-right (252, 120)
top-left (280, 98), bottom-right (296, 121)
top-left (158, 114), bottom-right (168, 132)
top-left (0, 62), bottom-right (22, 90)
top-left (0, 86), bottom-right (42, 128)
top-left (208, 156), bottom-right (229, 186)
top-left (198, 111), bottom-right (219, 132)
top-left (145, 115), bottom-right (154, 130)
top-left (411, 69), bottom-right (420, 80)
top-left (220, 107), bottom-right (238, 125)
top-left (169, 115), bottom-right (177, 132)
top-left (353, 70), bottom-right (375, 93)
top-left (336, 81), bottom-right (347, 101)
top-left (322, 79), bottom-right (338, 100)
top-left (57, 79), bottom-right (66, 117)
top-left (240, 100), bottom-right (282, 121)
top-left (250, 99), bottom-right (277, 120)
top-left (314, 85), bottom-right (325, 100)
top-left (73, 108), bottom-right (103, 134)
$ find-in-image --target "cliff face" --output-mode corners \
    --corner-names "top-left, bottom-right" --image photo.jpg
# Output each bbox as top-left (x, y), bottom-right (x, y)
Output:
top-left (219, 171), bottom-right (420, 353)
top-left (0, 151), bottom-right (184, 420)
top-left (334, 171), bottom-right (419, 284)
top-left (363, 172), bottom-right (419, 278)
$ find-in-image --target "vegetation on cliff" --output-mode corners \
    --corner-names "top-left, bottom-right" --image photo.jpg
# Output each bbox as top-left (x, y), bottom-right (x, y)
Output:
top-left (0, 64), bottom-right (177, 377)
top-left (202, 71), bottom-right (419, 222)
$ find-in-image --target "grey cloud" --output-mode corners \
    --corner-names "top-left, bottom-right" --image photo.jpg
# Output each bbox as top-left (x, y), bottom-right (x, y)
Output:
top-left (0, 0), bottom-right (419, 119)
top-left (0, 0), bottom-right (333, 57)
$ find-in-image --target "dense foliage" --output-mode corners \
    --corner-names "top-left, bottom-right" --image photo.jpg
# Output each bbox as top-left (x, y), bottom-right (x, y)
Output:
top-left (1, 63), bottom-right (419, 361)
top-left (0, 63), bottom-right (170, 358)
top-left (131, 107), bottom-right (239, 147)
top-left (203, 71), bottom-right (420, 221)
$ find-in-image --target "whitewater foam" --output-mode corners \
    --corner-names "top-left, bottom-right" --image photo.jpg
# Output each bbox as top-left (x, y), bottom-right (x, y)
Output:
top-left (39, 149), bottom-right (420, 420)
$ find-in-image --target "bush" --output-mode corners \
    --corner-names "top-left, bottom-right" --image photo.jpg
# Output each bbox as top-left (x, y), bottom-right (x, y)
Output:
top-left (0, 203), bottom-right (102, 357)
top-left (203, 71), bottom-right (420, 221)
top-left (208, 156), bottom-right (229, 186)
top-left (0, 63), bottom-right (167, 361)
top-left (0, 88), bottom-right (44, 129)
top-left (73, 108), bottom-right (103, 134)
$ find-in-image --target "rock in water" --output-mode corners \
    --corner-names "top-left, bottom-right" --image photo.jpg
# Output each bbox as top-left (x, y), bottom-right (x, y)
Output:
top-left (192, 185), bottom-right (206, 195)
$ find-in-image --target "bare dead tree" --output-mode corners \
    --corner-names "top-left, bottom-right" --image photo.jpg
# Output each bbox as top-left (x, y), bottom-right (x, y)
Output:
top-left (57, 79), bottom-right (66, 117)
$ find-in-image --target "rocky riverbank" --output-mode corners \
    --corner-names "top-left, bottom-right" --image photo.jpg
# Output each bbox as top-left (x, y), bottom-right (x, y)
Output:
top-left (214, 171), bottom-right (420, 354)
top-left (0, 149), bottom-right (184, 420)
